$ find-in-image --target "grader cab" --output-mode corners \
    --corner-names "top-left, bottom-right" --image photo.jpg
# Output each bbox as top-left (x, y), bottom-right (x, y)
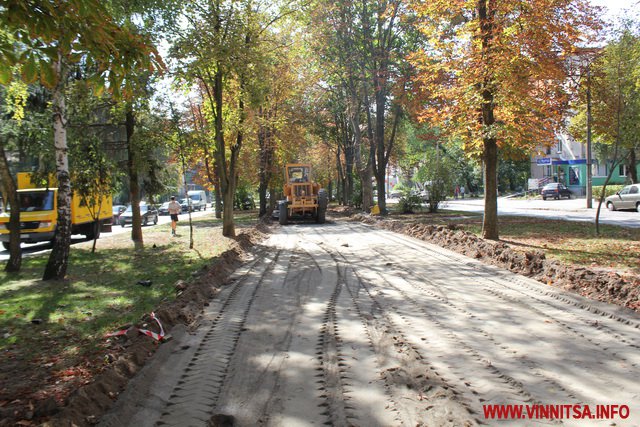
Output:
top-left (278, 163), bottom-right (328, 225)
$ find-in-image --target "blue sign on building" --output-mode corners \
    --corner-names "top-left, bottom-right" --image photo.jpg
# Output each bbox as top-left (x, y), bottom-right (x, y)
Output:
top-left (536, 158), bottom-right (552, 165)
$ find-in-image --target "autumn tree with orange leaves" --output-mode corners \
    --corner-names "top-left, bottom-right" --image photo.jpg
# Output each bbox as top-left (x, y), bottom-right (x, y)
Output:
top-left (409, 0), bottom-right (601, 239)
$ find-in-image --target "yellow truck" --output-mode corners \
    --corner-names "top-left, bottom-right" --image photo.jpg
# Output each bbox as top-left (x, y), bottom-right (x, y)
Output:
top-left (278, 163), bottom-right (328, 225)
top-left (0, 173), bottom-right (112, 249)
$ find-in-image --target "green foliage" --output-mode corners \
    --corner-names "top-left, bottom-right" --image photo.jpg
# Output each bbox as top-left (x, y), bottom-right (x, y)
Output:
top-left (498, 157), bottom-right (530, 193)
top-left (351, 175), bottom-right (362, 209)
top-left (234, 184), bottom-right (255, 210)
top-left (3, 79), bottom-right (28, 122)
top-left (71, 134), bottom-right (113, 212)
top-left (592, 184), bottom-right (626, 198)
top-left (395, 120), bottom-right (483, 203)
top-left (570, 19), bottom-right (640, 166)
top-left (391, 181), bottom-right (411, 195)
top-left (418, 150), bottom-right (454, 213)
top-left (396, 193), bottom-right (422, 214)
top-left (0, 0), bottom-right (163, 96)
top-left (0, 83), bottom-right (53, 169)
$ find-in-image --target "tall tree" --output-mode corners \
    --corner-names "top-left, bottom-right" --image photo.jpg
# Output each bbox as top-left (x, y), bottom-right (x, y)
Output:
top-left (170, 0), bottom-right (295, 236)
top-left (310, 1), bottom-right (373, 212)
top-left (0, 74), bottom-right (28, 271)
top-left (409, 0), bottom-right (600, 239)
top-left (364, 0), bottom-right (406, 215)
top-left (0, 0), bottom-right (162, 279)
top-left (570, 19), bottom-right (640, 233)
top-left (310, 0), bottom-right (409, 213)
top-left (576, 23), bottom-right (640, 184)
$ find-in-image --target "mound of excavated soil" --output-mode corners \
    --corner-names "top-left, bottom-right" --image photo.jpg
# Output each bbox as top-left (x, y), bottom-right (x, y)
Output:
top-left (27, 228), bottom-right (267, 427)
top-left (352, 214), bottom-right (640, 313)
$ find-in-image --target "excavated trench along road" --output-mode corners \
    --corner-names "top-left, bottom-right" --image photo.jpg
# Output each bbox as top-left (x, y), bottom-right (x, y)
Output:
top-left (100, 221), bottom-right (640, 427)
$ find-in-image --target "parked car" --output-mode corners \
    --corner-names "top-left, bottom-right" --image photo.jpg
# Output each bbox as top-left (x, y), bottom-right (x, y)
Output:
top-left (235, 195), bottom-right (255, 210)
top-left (605, 184), bottom-right (640, 212)
top-left (541, 183), bottom-right (572, 200)
top-left (419, 181), bottom-right (432, 202)
top-left (112, 204), bottom-right (126, 224)
top-left (119, 204), bottom-right (159, 227)
top-left (158, 201), bottom-right (171, 216)
top-left (180, 198), bottom-right (192, 212)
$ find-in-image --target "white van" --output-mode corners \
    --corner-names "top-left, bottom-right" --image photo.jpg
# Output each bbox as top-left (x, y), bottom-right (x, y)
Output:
top-left (187, 190), bottom-right (207, 211)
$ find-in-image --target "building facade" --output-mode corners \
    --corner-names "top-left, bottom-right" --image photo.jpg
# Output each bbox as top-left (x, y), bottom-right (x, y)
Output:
top-left (530, 133), bottom-right (639, 195)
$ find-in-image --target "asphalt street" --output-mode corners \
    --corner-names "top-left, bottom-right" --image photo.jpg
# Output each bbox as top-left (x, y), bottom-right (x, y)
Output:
top-left (440, 196), bottom-right (640, 228)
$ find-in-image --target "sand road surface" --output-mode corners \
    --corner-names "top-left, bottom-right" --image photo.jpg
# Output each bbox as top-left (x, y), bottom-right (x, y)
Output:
top-left (100, 221), bottom-right (640, 426)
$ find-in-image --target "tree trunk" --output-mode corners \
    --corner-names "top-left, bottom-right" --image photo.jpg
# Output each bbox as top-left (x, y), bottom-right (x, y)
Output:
top-left (594, 160), bottom-right (621, 236)
top-left (627, 148), bottom-right (637, 184)
top-left (258, 106), bottom-right (274, 217)
top-left (125, 107), bottom-right (143, 249)
top-left (478, 0), bottom-right (499, 241)
top-left (482, 140), bottom-right (499, 239)
top-left (222, 186), bottom-right (235, 237)
top-left (362, 93), bottom-right (376, 214)
top-left (335, 145), bottom-right (344, 205)
top-left (374, 103), bottom-right (400, 215)
top-left (258, 181), bottom-right (268, 217)
top-left (360, 162), bottom-right (374, 212)
top-left (374, 82), bottom-right (387, 214)
top-left (345, 145), bottom-right (354, 205)
top-left (223, 126), bottom-right (242, 237)
top-left (215, 66), bottom-right (244, 238)
top-left (258, 125), bottom-right (268, 216)
top-left (213, 175), bottom-right (222, 219)
top-left (351, 106), bottom-right (373, 212)
top-left (269, 187), bottom-right (276, 211)
top-left (43, 57), bottom-right (71, 280)
top-left (0, 144), bottom-right (21, 272)
top-left (212, 68), bottom-right (231, 229)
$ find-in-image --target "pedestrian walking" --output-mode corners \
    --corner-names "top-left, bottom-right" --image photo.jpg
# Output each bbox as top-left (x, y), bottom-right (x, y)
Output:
top-left (454, 185), bottom-right (460, 199)
top-left (168, 196), bottom-right (181, 236)
top-left (460, 185), bottom-right (465, 199)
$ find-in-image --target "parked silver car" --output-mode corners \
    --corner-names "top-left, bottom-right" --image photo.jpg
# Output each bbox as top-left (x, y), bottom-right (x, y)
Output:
top-left (605, 184), bottom-right (640, 212)
top-left (119, 204), bottom-right (159, 227)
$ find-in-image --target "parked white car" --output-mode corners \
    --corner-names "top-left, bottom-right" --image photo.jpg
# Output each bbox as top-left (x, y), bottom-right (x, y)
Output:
top-left (605, 184), bottom-right (640, 212)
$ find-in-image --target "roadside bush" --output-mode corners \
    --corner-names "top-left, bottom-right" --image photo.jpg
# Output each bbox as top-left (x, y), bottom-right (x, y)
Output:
top-left (234, 185), bottom-right (256, 210)
top-left (425, 178), bottom-right (450, 213)
top-left (592, 185), bottom-right (626, 199)
top-left (351, 177), bottom-right (363, 209)
top-left (397, 194), bottom-right (422, 213)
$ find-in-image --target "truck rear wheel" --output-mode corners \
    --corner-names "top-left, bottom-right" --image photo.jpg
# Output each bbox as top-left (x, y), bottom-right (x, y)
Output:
top-left (316, 189), bottom-right (328, 224)
top-left (85, 221), bottom-right (101, 240)
top-left (278, 202), bottom-right (288, 225)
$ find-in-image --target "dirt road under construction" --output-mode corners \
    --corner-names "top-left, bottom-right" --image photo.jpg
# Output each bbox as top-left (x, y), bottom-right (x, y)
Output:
top-left (99, 221), bottom-right (640, 427)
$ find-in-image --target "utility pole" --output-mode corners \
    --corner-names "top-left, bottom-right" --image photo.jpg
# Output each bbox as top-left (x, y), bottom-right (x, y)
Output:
top-left (586, 65), bottom-right (593, 209)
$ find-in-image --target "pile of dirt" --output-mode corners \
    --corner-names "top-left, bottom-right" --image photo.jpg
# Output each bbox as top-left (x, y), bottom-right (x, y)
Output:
top-left (12, 228), bottom-right (266, 427)
top-left (328, 205), bottom-right (357, 218)
top-left (352, 214), bottom-right (640, 313)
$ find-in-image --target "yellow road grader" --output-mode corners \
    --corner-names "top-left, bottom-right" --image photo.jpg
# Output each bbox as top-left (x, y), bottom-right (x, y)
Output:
top-left (278, 163), bottom-right (328, 225)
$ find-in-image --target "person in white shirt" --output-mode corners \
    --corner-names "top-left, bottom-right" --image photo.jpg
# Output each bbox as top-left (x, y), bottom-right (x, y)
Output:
top-left (168, 196), bottom-right (181, 236)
